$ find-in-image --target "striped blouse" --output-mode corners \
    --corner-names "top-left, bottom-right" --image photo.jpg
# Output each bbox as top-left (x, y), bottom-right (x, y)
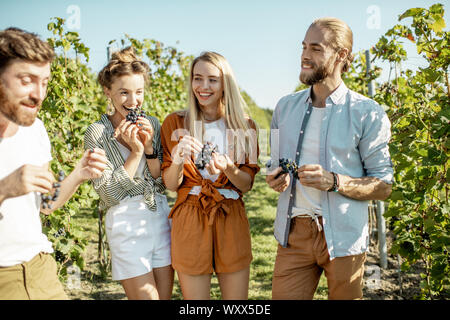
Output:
top-left (83, 114), bottom-right (166, 212)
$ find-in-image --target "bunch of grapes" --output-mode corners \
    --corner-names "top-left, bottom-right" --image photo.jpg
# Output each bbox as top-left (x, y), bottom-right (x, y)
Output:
top-left (41, 170), bottom-right (65, 209)
top-left (125, 108), bottom-right (146, 124)
top-left (279, 158), bottom-right (299, 179)
top-left (54, 250), bottom-right (65, 263)
top-left (195, 142), bottom-right (219, 170)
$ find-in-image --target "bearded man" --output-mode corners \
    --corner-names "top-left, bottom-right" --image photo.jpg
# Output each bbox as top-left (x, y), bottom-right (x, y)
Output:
top-left (0, 28), bottom-right (107, 299)
top-left (266, 18), bottom-right (393, 300)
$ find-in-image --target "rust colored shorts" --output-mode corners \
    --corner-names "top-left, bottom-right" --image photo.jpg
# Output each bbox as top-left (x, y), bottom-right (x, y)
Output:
top-left (170, 195), bottom-right (252, 275)
top-left (272, 216), bottom-right (366, 300)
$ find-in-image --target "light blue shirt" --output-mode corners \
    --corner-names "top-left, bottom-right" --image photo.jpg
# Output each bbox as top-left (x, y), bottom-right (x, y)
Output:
top-left (270, 82), bottom-right (393, 259)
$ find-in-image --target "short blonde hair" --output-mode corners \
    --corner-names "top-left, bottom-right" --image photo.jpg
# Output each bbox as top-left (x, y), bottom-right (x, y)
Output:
top-left (311, 17), bottom-right (354, 73)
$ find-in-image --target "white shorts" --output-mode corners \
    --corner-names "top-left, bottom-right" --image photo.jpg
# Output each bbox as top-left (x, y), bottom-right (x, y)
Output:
top-left (105, 193), bottom-right (172, 281)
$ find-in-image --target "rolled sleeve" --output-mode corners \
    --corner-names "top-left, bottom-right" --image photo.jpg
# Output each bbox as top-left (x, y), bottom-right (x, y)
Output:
top-left (359, 103), bottom-right (394, 184)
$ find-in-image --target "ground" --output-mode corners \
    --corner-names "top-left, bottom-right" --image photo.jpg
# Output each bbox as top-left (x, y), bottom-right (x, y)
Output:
top-left (63, 173), bottom-right (425, 300)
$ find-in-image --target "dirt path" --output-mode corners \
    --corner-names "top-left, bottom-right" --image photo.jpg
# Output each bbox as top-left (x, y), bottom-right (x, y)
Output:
top-left (64, 230), bottom-right (423, 300)
top-left (363, 231), bottom-right (423, 300)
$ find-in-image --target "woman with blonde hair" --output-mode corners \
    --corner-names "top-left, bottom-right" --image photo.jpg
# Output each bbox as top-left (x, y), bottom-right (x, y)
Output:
top-left (84, 46), bottom-right (173, 300)
top-left (161, 51), bottom-right (259, 299)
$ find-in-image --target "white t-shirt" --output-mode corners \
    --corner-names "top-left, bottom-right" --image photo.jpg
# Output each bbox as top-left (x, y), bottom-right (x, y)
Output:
top-left (189, 119), bottom-right (239, 199)
top-left (293, 107), bottom-right (326, 217)
top-left (116, 142), bottom-right (147, 180)
top-left (0, 119), bottom-right (53, 267)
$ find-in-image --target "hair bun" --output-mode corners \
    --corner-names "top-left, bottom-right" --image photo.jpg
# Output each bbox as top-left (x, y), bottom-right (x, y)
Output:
top-left (111, 46), bottom-right (137, 63)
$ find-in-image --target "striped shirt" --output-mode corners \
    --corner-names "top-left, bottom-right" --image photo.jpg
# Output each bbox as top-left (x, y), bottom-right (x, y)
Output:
top-left (84, 114), bottom-right (165, 212)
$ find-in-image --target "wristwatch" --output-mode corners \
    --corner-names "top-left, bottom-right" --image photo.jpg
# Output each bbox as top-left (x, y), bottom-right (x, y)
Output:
top-left (327, 172), bottom-right (340, 192)
top-left (145, 150), bottom-right (158, 159)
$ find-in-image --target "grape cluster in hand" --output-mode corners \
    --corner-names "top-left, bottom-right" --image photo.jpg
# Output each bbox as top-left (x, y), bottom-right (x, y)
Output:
top-left (41, 170), bottom-right (65, 209)
top-left (195, 142), bottom-right (219, 170)
top-left (125, 108), bottom-right (146, 124)
top-left (278, 158), bottom-right (299, 179)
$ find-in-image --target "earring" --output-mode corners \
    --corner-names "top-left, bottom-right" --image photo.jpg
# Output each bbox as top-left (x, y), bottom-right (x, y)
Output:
top-left (106, 98), bottom-right (116, 116)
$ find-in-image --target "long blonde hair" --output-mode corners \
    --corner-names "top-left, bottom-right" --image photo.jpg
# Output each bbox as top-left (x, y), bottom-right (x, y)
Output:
top-left (185, 51), bottom-right (256, 163)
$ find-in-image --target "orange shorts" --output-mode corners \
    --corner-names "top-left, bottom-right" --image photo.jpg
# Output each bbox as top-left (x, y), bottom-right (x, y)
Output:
top-left (170, 195), bottom-right (252, 275)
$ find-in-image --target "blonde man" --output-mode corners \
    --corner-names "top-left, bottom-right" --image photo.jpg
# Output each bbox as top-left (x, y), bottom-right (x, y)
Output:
top-left (0, 28), bottom-right (107, 300)
top-left (266, 18), bottom-right (393, 300)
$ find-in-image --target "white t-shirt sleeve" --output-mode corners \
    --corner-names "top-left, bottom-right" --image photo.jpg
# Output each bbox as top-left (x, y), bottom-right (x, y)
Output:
top-left (35, 118), bottom-right (52, 164)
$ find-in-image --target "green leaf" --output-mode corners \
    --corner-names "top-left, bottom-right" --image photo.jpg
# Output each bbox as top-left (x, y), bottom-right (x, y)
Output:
top-left (399, 8), bottom-right (424, 21)
top-left (390, 190), bottom-right (405, 201)
top-left (431, 15), bottom-right (446, 33)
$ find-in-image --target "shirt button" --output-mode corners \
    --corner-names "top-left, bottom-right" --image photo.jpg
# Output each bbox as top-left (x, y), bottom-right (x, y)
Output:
top-left (296, 152), bottom-right (300, 155)
top-left (300, 131), bottom-right (304, 134)
top-left (290, 194), bottom-right (293, 198)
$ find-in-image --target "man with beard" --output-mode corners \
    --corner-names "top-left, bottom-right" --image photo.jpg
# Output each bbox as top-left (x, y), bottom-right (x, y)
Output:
top-left (0, 28), bottom-right (107, 299)
top-left (266, 18), bottom-right (393, 300)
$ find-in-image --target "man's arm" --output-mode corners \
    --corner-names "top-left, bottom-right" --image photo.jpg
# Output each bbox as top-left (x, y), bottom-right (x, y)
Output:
top-left (297, 164), bottom-right (392, 201)
top-left (40, 148), bottom-right (107, 215)
top-left (337, 174), bottom-right (392, 201)
top-left (0, 164), bottom-right (54, 206)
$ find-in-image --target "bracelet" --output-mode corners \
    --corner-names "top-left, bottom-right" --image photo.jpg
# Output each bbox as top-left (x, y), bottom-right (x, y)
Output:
top-left (145, 151), bottom-right (158, 159)
top-left (327, 172), bottom-right (340, 192)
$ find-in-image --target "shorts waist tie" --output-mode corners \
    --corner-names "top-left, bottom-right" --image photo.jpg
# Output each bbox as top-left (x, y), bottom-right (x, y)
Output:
top-left (207, 201), bottom-right (232, 226)
top-left (198, 179), bottom-right (231, 225)
top-left (292, 207), bottom-right (323, 232)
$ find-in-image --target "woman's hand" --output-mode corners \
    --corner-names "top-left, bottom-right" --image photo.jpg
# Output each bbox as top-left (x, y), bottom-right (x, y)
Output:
top-left (114, 119), bottom-right (144, 154)
top-left (136, 116), bottom-right (155, 154)
top-left (173, 135), bottom-right (203, 165)
top-left (205, 152), bottom-right (232, 175)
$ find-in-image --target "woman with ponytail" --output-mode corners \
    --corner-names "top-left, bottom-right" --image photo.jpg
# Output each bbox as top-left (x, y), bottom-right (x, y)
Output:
top-left (84, 47), bottom-right (173, 300)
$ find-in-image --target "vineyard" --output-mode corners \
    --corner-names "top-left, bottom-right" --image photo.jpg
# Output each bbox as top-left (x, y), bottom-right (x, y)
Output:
top-left (38, 3), bottom-right (448, 300)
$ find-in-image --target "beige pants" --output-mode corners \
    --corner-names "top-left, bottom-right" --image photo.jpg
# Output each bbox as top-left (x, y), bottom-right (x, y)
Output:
top-left (0, 253), bottom-right (68, 300)
top-left (272, 216), bottom-right (366, 300)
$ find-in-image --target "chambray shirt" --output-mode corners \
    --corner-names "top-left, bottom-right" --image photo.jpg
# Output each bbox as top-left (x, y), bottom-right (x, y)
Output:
top-left (270, 82), bottom-right (393, 260)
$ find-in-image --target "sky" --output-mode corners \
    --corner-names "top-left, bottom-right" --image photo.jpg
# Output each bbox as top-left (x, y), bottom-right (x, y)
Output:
top-left (0, 0), bottom-right (448, 109)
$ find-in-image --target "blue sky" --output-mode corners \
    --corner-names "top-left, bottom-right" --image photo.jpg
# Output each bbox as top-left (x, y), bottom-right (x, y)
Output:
top-left (0, 0), bottom-right (448, 109)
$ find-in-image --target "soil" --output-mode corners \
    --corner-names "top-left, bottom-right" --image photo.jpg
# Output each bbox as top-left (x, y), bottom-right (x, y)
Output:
top-left (64, 191), bottom-right (431, 300)
top-left (363, 230), bottom-right (423, 300)
top-left (64, 229), bottom-right (426, 300)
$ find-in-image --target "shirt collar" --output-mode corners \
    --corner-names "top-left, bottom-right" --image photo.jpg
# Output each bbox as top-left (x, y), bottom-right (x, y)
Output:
top-left (303, 81), bottom-right (348, 106)
top-left (328, 81), bottom-right (348, 105)
top-left (100, 114), bottom-right (116, 137)
top-left (303, 87), bottom-right (313, 104)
